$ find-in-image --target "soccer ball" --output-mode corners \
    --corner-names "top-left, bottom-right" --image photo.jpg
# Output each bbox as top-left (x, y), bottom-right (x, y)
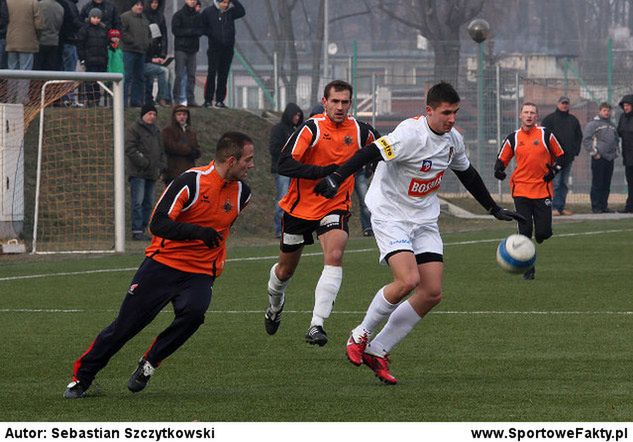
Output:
top-left (496, 234), bottom-right (536, 274)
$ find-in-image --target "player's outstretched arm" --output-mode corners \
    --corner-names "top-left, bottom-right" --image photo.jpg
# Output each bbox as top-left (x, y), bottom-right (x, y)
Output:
top-left (314, 143), bottom-right (383, 198)
top-left (452, 165), bottom-right (526, 223)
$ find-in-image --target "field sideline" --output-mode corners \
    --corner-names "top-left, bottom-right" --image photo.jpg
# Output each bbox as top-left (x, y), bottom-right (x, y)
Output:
top-left (1, 219), bottom-right (633, 421)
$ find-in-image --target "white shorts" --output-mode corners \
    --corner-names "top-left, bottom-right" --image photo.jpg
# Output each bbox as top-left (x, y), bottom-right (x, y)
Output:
top-left (371, 218), bottom-right (443, 264)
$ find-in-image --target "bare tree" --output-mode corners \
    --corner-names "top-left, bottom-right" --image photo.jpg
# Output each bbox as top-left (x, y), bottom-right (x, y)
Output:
top-left (376, 0), bottom-right (484, 85)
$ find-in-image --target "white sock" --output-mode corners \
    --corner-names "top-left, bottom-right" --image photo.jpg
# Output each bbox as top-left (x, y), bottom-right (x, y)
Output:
top-left (366, 300), bottom-right (421, 357)
top-left (267, 263), bottom-right (289, 312)
top-left (310, 265), bottom-right (343, 327)
top-left (351, 287), bottom-right (397, 340)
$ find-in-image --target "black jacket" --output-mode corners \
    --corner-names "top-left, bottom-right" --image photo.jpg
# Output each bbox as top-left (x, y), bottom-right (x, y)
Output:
top-left (618, 94), bottom-right (633, 167)
top-left (79, 0), bottom-right (121, 31)
top-left (76, 22), bottom-right (108, 68)
top-left (0, 0), bottom-right (8, 39)
top-left (143, 0), bottom-right (167, 59)
top-left (56, 0), bottom-right (83, 45)
top-left (269, 103), bottom-right (304, 174)
top-left (541, 108), bottom-right (583, 165)
top-left (172, 4), bottom-right (203, 54)
top-left (201, 0), bottom-right (245, 48)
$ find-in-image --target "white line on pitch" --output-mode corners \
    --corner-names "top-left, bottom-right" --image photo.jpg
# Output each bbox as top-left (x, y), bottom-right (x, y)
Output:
top-left (1, 228), bottom-right (631, 283)
top-left (1, 308), bottom-right (633, 316)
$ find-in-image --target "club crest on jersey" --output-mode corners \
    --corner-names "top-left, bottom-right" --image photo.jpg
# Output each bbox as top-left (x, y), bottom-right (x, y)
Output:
top-left (344, 136), bottom-right (353, 145)
top-left (128, 283), bottom-right (138, 295)
top-left (223, 200), bottom-right (233, 212)
top-left (420, 160), bottom-right (432, 172)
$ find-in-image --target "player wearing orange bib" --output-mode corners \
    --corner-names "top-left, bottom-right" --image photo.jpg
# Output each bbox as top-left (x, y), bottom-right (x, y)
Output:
top-left (64, 132), bottom-right (254, 398)
top-left (264, 80), bottom-right (379, 346)
top-left (495, 102), bottom-right (565, 280)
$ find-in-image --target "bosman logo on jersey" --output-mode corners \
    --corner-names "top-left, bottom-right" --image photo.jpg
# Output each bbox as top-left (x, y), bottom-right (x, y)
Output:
top-left (377, 136), bottom-right (395, 160)
top-left (408, 171), bottom-right (445, 197)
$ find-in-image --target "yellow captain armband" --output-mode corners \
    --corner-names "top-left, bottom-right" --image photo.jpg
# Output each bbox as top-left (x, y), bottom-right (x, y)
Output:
top-left (376, 136), bottom-right (395, 160)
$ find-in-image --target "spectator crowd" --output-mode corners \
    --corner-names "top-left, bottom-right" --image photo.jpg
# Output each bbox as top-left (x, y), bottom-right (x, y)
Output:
top-left (0, 0), bottom-right (245, 108)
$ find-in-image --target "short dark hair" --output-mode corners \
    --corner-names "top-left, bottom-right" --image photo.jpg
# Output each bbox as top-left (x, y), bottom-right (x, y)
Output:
top-left (426, 82), bottom-right (460, 108)
top-left (521, 101), bottom-right (538, 112)
top-left (215, 132), bottom-right (253, 163)
top-left (323, 80), bottom-right (353, 99)
top-left (599, 102), bottom-right (612, 110)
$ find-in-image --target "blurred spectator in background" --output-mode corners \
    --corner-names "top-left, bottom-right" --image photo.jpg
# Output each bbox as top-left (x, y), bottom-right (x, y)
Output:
top-left (77, 8), bottom-right (108, 104)
top-left (172, 0), bottom-right (203, 106)
top-left (56, 0), bottom-right (82, 106)
top-left (582, 102), bottom-right (619, 213)
top-left (541, 96), bottom-right (583, 216)
top-left (201, 0), bottom-right (245, 109)
top-left (162, 105), bottom-right (201, 185)
top-left (35, 0), bottom-right (64, 71)
top-left (106, 27), bottom-right (123, 73)
top-left (143, 0), bottom-right (171, 106)
top-left (617, 94), bottom-right (633, 213)
top-left (0, 0), bottom-right (8, 69)
top-left (269, 103), bottom-right (303, 238)
top-left (126, 104), bottom-right (165, 241)
top-left (121, 0), bottom-right (150, 107)
top-left (80, 0), bottom-right (120, 31)
top-left (6, 0), bottom-right (45, 71)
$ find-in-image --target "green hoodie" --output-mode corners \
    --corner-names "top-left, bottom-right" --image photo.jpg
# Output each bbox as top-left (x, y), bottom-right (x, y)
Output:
top-left (107, 46), bottom-right (124, 74)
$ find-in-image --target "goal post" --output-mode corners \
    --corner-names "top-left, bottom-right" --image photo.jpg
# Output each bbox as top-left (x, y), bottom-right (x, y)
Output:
top-left (0, 70), bottom-right (125, 254)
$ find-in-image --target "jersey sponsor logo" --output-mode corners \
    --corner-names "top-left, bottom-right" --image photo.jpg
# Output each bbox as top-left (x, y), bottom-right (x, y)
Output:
top-left (420, 160), bottom-right (432, 172)
top-left (376, 136), bottom-right (395, 160)
top-left (408, 171), bottom-right (445, 197)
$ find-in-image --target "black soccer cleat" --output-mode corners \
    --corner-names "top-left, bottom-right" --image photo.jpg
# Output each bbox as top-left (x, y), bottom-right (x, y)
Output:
top-left (305, 325), bottom-right (328, 347)
top-left (264, 302), bottom-right (284, 335)
top-left (127, 358), bottom-right (155, 393)
top-left (523, 266), bottom-right (535, 280)
top-left (63, 381), bottom-right (87, 399)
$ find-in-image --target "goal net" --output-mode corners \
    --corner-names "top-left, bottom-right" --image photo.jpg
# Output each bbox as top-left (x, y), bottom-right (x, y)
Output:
top-left (0, 71), bottom-right (124, 254)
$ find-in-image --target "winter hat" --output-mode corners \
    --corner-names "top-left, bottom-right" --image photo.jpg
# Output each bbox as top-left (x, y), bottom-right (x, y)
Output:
top-left (558, 96), bottom-right (570, 104)
top-left (89, 8), bottom-right (102, 18)
top-left (107, 29), bottom-right (121, 40)
top-left (141, 104), bottom-right (157, 118)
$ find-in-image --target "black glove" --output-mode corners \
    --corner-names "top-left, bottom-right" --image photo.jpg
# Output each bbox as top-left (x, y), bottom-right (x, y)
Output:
top-left (494, 169), bottom-right (506, 180)
top-left (489, 205), bottom-right (527, 223)
top-left (198, 226), bottom-right (223, 248)
top-left (493, 159), bottom-right (506, 180)
top-left (543, 163), bottom-right (562, 182)
top-left (314, 172), bottom-right (343, 199)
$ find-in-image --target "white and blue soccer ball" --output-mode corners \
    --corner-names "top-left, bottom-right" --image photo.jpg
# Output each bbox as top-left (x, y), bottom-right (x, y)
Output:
top-left (496, 234), bottom-right (536, 274)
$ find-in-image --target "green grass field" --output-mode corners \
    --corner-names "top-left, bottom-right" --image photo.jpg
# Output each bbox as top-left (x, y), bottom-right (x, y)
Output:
top-left (2, 218), bottom-right (633, 422)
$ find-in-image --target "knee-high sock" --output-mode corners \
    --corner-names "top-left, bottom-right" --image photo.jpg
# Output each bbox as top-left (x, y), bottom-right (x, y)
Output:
top-left (366, 300), bottom-right (421, 357)
top-left (267, 263), bottom-right (289, 312)
top-left (351, 286), bottom-right (397, 340)
top-left (310, 265), bottom-right (343, 327)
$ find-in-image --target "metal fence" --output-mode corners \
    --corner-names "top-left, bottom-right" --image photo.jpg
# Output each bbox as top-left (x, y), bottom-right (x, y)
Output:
top-left (226, 37), bottom-right (631, 207)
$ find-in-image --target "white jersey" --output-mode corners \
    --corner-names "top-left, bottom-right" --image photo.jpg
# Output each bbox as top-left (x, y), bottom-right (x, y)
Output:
top-left (365, 115), bottom-right (470, 222)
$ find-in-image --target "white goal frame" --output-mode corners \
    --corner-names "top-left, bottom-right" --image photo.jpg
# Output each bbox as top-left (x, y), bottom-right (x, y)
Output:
top-left (0, 70), bottom-right (125, 254)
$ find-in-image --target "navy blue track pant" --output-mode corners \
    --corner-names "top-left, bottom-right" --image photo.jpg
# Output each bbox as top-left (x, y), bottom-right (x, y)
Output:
top-left (72, 258), bottom-right (214, 388)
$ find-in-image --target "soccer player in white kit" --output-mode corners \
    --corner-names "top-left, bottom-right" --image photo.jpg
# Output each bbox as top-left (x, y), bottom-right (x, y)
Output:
top-left (315, 82), bottom-right (524, 384)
